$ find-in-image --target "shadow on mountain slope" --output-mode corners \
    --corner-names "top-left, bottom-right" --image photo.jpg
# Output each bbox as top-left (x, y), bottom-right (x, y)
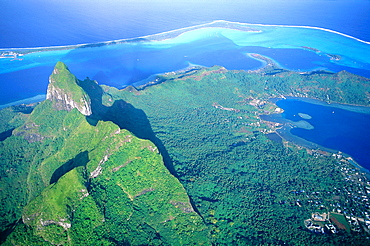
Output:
top-left (0, 128), bottom-right (15, 142)
top-left (50, 151), bottom-right (89, 184)
top-left (78, 78), bottom-right (177, 177)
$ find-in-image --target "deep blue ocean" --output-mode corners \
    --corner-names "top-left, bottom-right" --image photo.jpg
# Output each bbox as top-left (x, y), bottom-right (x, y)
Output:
top-left (1, 0), bottom-right (370, 48)
top-left (0, 0), bottom-right (369, 169)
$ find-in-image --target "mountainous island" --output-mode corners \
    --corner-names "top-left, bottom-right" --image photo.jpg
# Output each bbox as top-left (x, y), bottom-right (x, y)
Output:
top-left (1, 60), bottom-right (370, 245)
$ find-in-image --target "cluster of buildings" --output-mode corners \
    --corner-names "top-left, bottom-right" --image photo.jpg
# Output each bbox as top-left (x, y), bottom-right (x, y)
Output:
top-left (0, 51), bottom-right (23, 60)
top-left (303, 159), bottom-right (370, 234)
top-left (304, 212), bottom-right (338, 234)
top-left (244, 94), bottom-right (370, 235)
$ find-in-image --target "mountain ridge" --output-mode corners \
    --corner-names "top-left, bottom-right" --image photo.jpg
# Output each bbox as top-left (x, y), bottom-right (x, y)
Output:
top-left (1, 62), bottom-right (210, 245)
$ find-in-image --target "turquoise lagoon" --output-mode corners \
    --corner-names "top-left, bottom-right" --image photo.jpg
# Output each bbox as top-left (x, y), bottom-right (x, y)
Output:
top-left (1, 21), bottom-right (370, 106)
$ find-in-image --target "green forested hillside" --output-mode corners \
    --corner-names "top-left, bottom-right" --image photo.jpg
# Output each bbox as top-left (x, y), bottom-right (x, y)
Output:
top-left (1, 63), bottom-right (208, 245)
top-left (1, 61), bottom-right (370, 245)
top-left (101, 65), bottom-right (370, 245)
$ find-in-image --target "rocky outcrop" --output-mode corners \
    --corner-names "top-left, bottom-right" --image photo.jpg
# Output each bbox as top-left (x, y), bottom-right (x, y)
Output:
top-left (40, 219), bottom-right (71, 230)
top-left (46, 83), bottom-right (92, 115)
top-left (46, 62), bottom-right (92, 116)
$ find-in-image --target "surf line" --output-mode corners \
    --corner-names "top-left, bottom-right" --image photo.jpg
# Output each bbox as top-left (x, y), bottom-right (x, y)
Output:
top-left (229, 21), bottom-right (370, 45)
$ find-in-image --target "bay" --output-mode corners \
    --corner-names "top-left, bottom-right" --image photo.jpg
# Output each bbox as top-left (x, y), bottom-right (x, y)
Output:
top-left (263, 98), bottom-right (370, 170)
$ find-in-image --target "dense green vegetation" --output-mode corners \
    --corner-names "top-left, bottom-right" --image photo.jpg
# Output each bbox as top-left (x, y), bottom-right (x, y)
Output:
top-left (101, 64), bottom-right (370, 244)
top-left (1, 61), bottom-right (370, 245)
top-left (1, 63), bottom-right (208, 245)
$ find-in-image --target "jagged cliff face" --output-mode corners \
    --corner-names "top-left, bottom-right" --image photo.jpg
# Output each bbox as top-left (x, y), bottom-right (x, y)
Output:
top-left (46, 62), bottom-right (92, 116)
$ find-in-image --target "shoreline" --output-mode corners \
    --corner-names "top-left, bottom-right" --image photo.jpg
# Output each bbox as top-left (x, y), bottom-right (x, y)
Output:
top-left (262, 114), bottom-right (370, 174)
top-left (279, 96), bottom-right (370, 114)
top-left (278, 125), bottom-right (370, 174)
top-left (279, 126), bottom-right (370, 174)
top-left (262, 97), bottom-right (370, 174)
top-left (0, 94), bottom-right (46, 109)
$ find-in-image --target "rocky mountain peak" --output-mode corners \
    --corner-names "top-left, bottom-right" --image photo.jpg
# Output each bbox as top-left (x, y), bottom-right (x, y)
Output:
top-left (46, 61), bottom-right (92, 116)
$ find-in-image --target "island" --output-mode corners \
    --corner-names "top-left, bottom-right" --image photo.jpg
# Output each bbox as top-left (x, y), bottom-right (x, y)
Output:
top-left (301, 46), bottom-right (342, 61)
top-left (1, 60), bottom-right (370, 245)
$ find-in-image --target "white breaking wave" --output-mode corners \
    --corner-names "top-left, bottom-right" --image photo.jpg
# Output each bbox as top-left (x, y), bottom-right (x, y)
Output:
top-left (1, 20), bottom-right (368, 53)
